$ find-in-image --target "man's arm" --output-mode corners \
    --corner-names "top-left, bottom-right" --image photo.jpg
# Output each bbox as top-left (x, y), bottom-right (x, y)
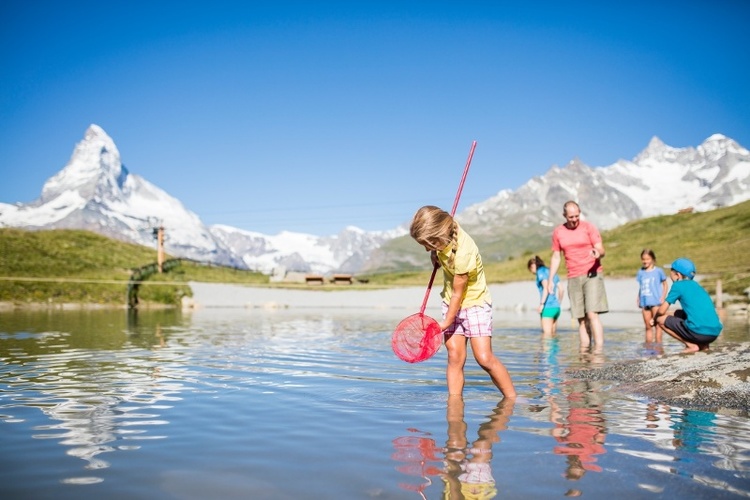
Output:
top-left (591, 241), bottom-right (605, 260)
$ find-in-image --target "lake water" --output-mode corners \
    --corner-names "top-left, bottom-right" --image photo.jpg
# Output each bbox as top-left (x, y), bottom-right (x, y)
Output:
top-left (1, 307), bottom-right (749, 499)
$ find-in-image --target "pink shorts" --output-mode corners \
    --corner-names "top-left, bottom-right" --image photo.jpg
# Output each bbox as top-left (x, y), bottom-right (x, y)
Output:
top-left (441, 302), bottom-right (493, 337)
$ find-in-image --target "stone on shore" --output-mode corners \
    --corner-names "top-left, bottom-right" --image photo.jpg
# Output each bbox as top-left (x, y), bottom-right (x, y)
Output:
top-left (569, 342), bottom-right (750, 415)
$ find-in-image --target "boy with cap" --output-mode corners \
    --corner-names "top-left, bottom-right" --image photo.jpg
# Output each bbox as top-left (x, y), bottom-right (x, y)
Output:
top-left (653, 258), bottom-right (723, 352)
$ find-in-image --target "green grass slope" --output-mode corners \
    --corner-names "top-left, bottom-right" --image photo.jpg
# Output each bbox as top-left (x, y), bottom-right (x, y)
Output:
top-left (3, 199), bottom-right (748, 305)
top-left (0, 228), bottom-right (267, 306)
top-left (365, 200), bottom-right (750, 300)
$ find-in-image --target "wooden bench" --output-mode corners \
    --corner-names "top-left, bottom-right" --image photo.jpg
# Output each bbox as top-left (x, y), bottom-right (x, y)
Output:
top-left (305, 275), bottom-right (325, 285)
top-left (331, 274), bottom-right (353, 285)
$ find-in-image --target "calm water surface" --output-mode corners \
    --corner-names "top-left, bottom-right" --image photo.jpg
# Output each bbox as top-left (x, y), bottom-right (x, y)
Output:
top-left (1, 307), bottom-right (749, 499)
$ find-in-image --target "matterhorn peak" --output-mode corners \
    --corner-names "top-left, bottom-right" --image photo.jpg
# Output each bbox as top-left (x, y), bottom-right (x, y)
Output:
top-left (40, 124), bottom-right (128, 203)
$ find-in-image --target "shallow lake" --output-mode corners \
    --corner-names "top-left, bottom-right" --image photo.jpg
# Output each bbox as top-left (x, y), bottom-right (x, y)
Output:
top-left (1, 307), bottom-right (749, 499)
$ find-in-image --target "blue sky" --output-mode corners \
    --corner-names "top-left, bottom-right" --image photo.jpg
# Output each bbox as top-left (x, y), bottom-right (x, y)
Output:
top-left (2, 1), bottom-right (749, 236)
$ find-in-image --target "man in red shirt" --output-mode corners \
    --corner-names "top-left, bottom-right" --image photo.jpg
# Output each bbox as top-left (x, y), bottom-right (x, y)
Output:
top-left (548, 201), bottom-right (608, 348)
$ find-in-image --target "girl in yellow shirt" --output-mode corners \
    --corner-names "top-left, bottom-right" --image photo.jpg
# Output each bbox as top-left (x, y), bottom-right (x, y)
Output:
top-left (410, 206), bottom-right (516, 398)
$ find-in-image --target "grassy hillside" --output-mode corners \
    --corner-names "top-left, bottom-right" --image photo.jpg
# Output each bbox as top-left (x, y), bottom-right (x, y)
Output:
top-left (0, 228), bottom-right (267, 306)
top-left (364, 200), bottom-right (750, 300)
top-left (3, 200), bottom-right (748, 305)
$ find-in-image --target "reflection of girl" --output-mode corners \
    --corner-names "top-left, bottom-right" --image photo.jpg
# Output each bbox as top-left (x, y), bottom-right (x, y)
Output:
top-left (528, 255), bottom-right (564, 337)
top-left (442, 396), bottom-right (515, 499)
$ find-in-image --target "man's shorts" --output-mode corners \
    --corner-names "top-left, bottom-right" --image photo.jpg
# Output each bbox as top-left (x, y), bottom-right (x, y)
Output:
top-left (441, 302), bottom-right (493, 338)
top-left (541, 307), bottom-right (561, 320)
top-left (664, 310), bottom-right (718, 346)
top-left (567, 274), bottom-right (609, 319)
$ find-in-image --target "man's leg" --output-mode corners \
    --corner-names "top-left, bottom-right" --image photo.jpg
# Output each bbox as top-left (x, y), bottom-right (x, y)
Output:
top-left (587, 311), bottom-right (604, 347)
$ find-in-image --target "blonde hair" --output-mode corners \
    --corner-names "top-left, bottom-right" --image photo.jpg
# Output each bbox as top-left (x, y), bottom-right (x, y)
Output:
top-left (410, 205), bottom-right (458, 269)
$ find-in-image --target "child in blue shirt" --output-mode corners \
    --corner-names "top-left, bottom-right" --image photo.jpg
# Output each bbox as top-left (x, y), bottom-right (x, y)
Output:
top-left (528, 255), bottom-right (564, 337)
top-left (636, 249), bottom-right (667, 343)
top-left (654, 258), bottom-right (722, 352)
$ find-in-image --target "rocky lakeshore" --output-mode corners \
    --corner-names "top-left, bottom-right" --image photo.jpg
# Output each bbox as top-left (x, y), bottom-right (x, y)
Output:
top-left (569, 342), bottom-right (750, 415)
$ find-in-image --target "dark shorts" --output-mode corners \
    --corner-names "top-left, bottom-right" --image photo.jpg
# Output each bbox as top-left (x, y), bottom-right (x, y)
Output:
top-left (664, 310), bottom-right (718, 346)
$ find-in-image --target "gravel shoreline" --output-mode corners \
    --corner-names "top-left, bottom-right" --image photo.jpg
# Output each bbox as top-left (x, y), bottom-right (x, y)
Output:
top-left (569, 343), bottom-right (750, 415)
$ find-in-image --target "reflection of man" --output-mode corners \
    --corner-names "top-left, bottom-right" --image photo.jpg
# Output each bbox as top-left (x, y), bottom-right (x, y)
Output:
top-left (551, 379), bottom-right (607, 488)
top-left (548, 201), bottom-right (608, 348)
top-left (443, 395), bottom-right (515, 498)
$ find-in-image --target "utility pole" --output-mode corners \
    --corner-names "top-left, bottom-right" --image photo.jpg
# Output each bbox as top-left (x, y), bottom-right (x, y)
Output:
top-left (153, 226), bottom-right (165, 273)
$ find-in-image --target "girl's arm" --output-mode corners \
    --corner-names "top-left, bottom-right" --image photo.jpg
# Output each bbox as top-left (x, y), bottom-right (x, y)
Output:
top-left (660, 279), bottom-right (668, 303)
top-left (539, 278), bottom-right (550, 312)
top-left (430, 250), bottom-right (440, 268)
top-left (547, 251), bottom-right (561, 294)
top-left (440, 273), bottom-right (468, 331)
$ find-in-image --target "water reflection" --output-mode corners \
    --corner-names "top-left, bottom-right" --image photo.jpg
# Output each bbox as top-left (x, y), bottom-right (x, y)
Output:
top-left (442, 397), bottom-right (515, 498)
top-left (1, 308), bottom-right (749, 498)
top-left (551, 379), bottom-right (608, 491)
top-left (0, 310), bottom-right (189, 480)
top-left (392, 397), bottom-right (515, 499)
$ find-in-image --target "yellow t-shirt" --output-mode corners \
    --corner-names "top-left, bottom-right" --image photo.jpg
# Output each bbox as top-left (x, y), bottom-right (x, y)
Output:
top-left (437, 225), bottom-right (491, 308)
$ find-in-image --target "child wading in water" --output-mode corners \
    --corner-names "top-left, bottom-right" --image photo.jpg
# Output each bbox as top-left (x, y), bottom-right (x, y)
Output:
top-left (410, 206), bottom-right (516, 398)
top-left (527, 255), bottom-right (564, 337)
top-left (636, 249), bottom-right (667, 343)
top-left (654, 258), bottom-right (723, 352)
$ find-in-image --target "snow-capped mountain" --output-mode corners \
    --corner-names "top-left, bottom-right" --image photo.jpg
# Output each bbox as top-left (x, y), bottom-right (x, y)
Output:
top-left (0, 125), bottom-right (245, 267)
top-left (1, 125), bottom-right (748, 275)
top-left (210, 223), bottom-right (404, 274)
top-left (0, 124), bottom-right (405, 274)
top-left (365, 133), bottom-right (750, 269)
top-left (460, 133), bottom-right (750, 232)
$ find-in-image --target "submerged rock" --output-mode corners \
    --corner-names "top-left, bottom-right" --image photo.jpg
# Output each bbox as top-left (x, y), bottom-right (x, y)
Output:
top-left (569, 343), bottom-right (750, 415)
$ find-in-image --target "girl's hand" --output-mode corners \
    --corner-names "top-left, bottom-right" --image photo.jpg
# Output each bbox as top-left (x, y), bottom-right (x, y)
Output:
top-left (430, 251), bottom-right (440, 268)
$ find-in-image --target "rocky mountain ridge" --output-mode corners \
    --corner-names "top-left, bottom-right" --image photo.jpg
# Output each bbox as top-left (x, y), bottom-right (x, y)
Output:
top-left (2, 126), bottom-right (748, 275)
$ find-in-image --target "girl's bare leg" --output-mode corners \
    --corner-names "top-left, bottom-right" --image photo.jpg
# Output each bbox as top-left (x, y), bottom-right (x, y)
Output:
top-left (470, 337), bottom-right (517, 398)
top-left (445, 334), bottom-right (468, 395)
top-left (541, 317), bottom-right (555, 338)
top-left (642, 308), bottom-right (655, 343)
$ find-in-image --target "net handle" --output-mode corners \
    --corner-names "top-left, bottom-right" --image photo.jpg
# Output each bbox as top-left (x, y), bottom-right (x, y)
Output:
top-left (419, 140), bottom-right (477, 314)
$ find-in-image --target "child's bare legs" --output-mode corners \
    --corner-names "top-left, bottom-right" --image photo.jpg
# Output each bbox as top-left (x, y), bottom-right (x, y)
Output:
top-left (656, 315), bottom-right (699, 352)
top-left (470, 337), bottom-right (517, 398)
top-left (541, 317), bottom-right (556, 338)
top-left (445, 333), bottom-right (468, 395)
top-left (642, 307), bottom-right (656, 343)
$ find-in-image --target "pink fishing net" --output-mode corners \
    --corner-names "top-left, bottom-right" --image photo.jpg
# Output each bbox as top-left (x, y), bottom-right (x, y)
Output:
top-left (392, 313), bottom-right (443, 363)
